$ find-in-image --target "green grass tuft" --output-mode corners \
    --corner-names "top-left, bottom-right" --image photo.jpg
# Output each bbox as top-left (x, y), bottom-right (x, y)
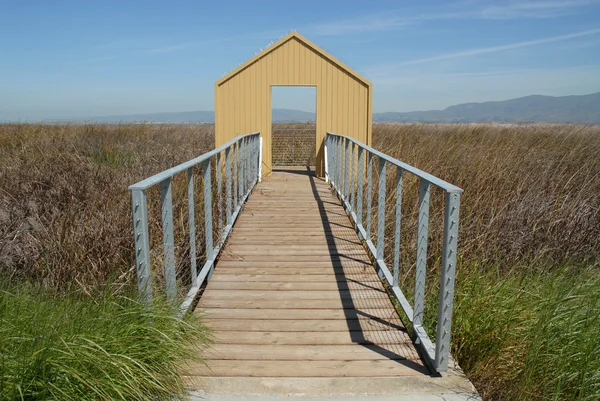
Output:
top-left (0, 284), bottom-right (210, 401)
top-left (452, 265), bottom-right (600, 400)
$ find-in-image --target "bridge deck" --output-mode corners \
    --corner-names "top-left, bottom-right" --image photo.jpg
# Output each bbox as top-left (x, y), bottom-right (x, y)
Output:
top-left (185, 167), bottom-right (477, 398)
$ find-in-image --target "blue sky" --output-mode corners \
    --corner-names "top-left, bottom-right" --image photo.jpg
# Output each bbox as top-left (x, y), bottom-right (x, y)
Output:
top-left (1, 0), bottom-right (600, 121)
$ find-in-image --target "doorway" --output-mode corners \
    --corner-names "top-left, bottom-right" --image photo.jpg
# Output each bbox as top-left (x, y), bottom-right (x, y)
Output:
top-left (271, 86), bottom-right (316, 167)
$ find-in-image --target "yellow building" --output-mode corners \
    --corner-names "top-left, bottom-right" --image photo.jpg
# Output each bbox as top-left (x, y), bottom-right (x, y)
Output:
top-left (215, 32), bottom-right (372, 177)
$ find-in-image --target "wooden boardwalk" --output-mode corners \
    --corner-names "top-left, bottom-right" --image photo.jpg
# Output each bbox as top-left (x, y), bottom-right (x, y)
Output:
top-left (184, 167), bottom-right (477, 398)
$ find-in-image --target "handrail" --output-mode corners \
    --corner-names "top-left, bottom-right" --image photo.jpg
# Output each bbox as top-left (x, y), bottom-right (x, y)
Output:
top-left (129, 132), bottom-right (261, 317)
top-left (325, 132), bottom-right (462, 373)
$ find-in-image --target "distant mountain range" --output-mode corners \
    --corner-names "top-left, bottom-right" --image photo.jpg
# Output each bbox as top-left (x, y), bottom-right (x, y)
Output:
top-left (375, 91), bottom-right (600, 124)
top-left (70, 92), bottom-right (600, 124)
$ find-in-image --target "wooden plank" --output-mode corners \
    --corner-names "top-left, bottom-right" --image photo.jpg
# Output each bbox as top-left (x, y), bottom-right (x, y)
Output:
top-left (199, 308), bottom-right (400, 321)
top-left (226, 244), bottom-right (365, 251)
top-left (209, 273), bottom-right (379, 283)
top-left (183, 359), bottom-right (427, 377)
top-left (226, 238), bottom-right (363, 246)
top-left (212, 269), bottom-right (376, 277)
top-left (214, 260), bottom-right (372, 268)
top-left (209, 330), bottom-right (411, 345)
top-left (203, 318), bottom-right (405, 332)
top-left (200, 290), bottom-right (389, 301)
top-left (206, 281), bottom-right (386, 292)
top-left (232, 223), bottom-right (354, 230)
top-left (221, 248), bottom-right (368, 256)
top-left (203, 344), bottom-right (420, 362)
top-left (218, 254), bottom-right (372, 262)
top-left (197, 298), bottom-right (394, 310)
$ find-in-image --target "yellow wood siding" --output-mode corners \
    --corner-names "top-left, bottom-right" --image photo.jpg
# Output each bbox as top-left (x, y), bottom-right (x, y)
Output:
top-left (215, 32), bottom-right (372, 177)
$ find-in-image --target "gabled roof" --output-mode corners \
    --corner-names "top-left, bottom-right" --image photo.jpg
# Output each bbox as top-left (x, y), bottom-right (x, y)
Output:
top-left (216, 32), bottom-right (372, 87)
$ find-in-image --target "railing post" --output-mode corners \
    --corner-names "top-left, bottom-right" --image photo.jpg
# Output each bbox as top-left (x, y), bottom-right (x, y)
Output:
top-left (216, 152), bottom-right (223, 238)
top-left (203, 160), bottom-right (214, 262)
top-left (187, 168), bottom-right (198, 287)
top-left (435, 192), bottom-right (461, 371)
top-left (131, 189), bottom-right (153, 303)
top-left (357, 147), bottom-right (364, 228)
top-left (238, 141), bottom-right (243, 205)
top-left (246, 137), bottom-right (250, 192)
top-left (344, 138), bottom-right (350, 201)
top-left (393, 167), bottom-right (403, 287)
top-left (350, 142), bottom-right (355, 212)
top-left (240, 138), bottom-right (245, 198)
top-left (335, 136), bottom-right (340, 190)
top-left (376, 158), bottom-right (386, 262)
top-left (332, 136), bottom-right (338, 190)
top-left (414, 180), bottom-right (431, 327)
top-left (366, 152), bottom-right (373, 238)
top-left (233, 142), bottom-right (238, 209)
top-left (324, 135), bottom-right (329, 183)
top-left (160, 178), bottom-right (177, 304)
top-left (225, 146), bottom-right (232, 225)
top-left (338, 136), bottom-right (343, 194)
top-left (258, 136), bottom-right (263, 182)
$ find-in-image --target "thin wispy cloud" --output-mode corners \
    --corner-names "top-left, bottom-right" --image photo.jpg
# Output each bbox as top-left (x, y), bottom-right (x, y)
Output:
top-left (307, 14), bottom-right (409, 36)
top-left (307, 0), bottom-right (599, 36)
top-left (478, 0), bottom-right (600, 19)
top-left (389, 27), bottom-right (600, 67)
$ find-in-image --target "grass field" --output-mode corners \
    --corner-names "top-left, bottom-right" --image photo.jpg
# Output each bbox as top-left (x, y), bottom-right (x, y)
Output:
top-left (1, 122), bottom-right (599, 400)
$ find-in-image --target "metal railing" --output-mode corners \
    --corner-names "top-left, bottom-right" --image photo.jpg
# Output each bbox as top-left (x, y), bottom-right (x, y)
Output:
top-left (324, 132), bottom-right (463, 373)
top-left (129, 133), bottom-right (262, 316)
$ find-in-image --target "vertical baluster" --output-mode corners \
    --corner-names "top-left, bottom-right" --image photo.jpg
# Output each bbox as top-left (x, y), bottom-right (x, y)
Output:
top-left (332, 136), bottom-right (338, 190)
top-left (225, 147), bottom-right (232, 225)
top-left (249, 136), bottom-right (254, 187)
top-left (366, 152), bottom-right (373, 239)
top-left (131, 189), bottom-right (153, 303)
top-left (233, 142), bottom-right (238, 209)
top-left (203, 160), bottom-right (214, 262)
top-left (252, 136), bottom-right (258, 186)
top-left (187, 168), bottom-right (197, 286)
top-left (337, 136), bottom-right (343, 194)
top-left (244, 137), bottom-right (249, 193)
top-left (160, 178), bottom-right (177, 304)
top-left (393, 167), bottom-right (403, 287)
top-left (376, 158), bottom-right (386, 261)
top-left (435, 192), bottom-right (461, 371)
top-left (237, 139), bottom-right (244, 203)
top-left (324, 135), bottom-right (330, 183)
top-left (350, 142), bottom-right (355, 212)
top-left (414, 180), bottom-right (431, 327)
top-left (216, 152), bottom-right (223, 240)
top-left (344, 138), bottom-right (350, 201)
top-left (335, 136), bottom-right (339, 190)
top-left (247, 137), bottom-right (251, 190)
top-left (238, 140), bottom-right (243, 205)
top-left (258, 135), bottom-right (263, 182)
top-left (357, 147), bottom-right (364, 228)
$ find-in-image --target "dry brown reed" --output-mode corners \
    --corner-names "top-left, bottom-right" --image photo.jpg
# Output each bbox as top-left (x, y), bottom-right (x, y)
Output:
top-left (0, 123), bottom-right (214, 291)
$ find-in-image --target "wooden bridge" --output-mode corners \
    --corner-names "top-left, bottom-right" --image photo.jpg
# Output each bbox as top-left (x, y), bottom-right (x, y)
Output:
top-left (129, 133), bottom-right (479, 399)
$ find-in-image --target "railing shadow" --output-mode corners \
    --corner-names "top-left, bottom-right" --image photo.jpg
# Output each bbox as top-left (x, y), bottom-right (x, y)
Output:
top-left (304, 166), bottom-right (429, 374)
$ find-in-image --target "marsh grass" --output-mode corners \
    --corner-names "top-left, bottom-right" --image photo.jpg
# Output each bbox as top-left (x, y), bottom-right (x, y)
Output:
top-left (0, 283), bottom-right (210, 400)
top-left (453, 265), bottom-right (600, 400)
top-left (0, 123), bottom-right (214, 291)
